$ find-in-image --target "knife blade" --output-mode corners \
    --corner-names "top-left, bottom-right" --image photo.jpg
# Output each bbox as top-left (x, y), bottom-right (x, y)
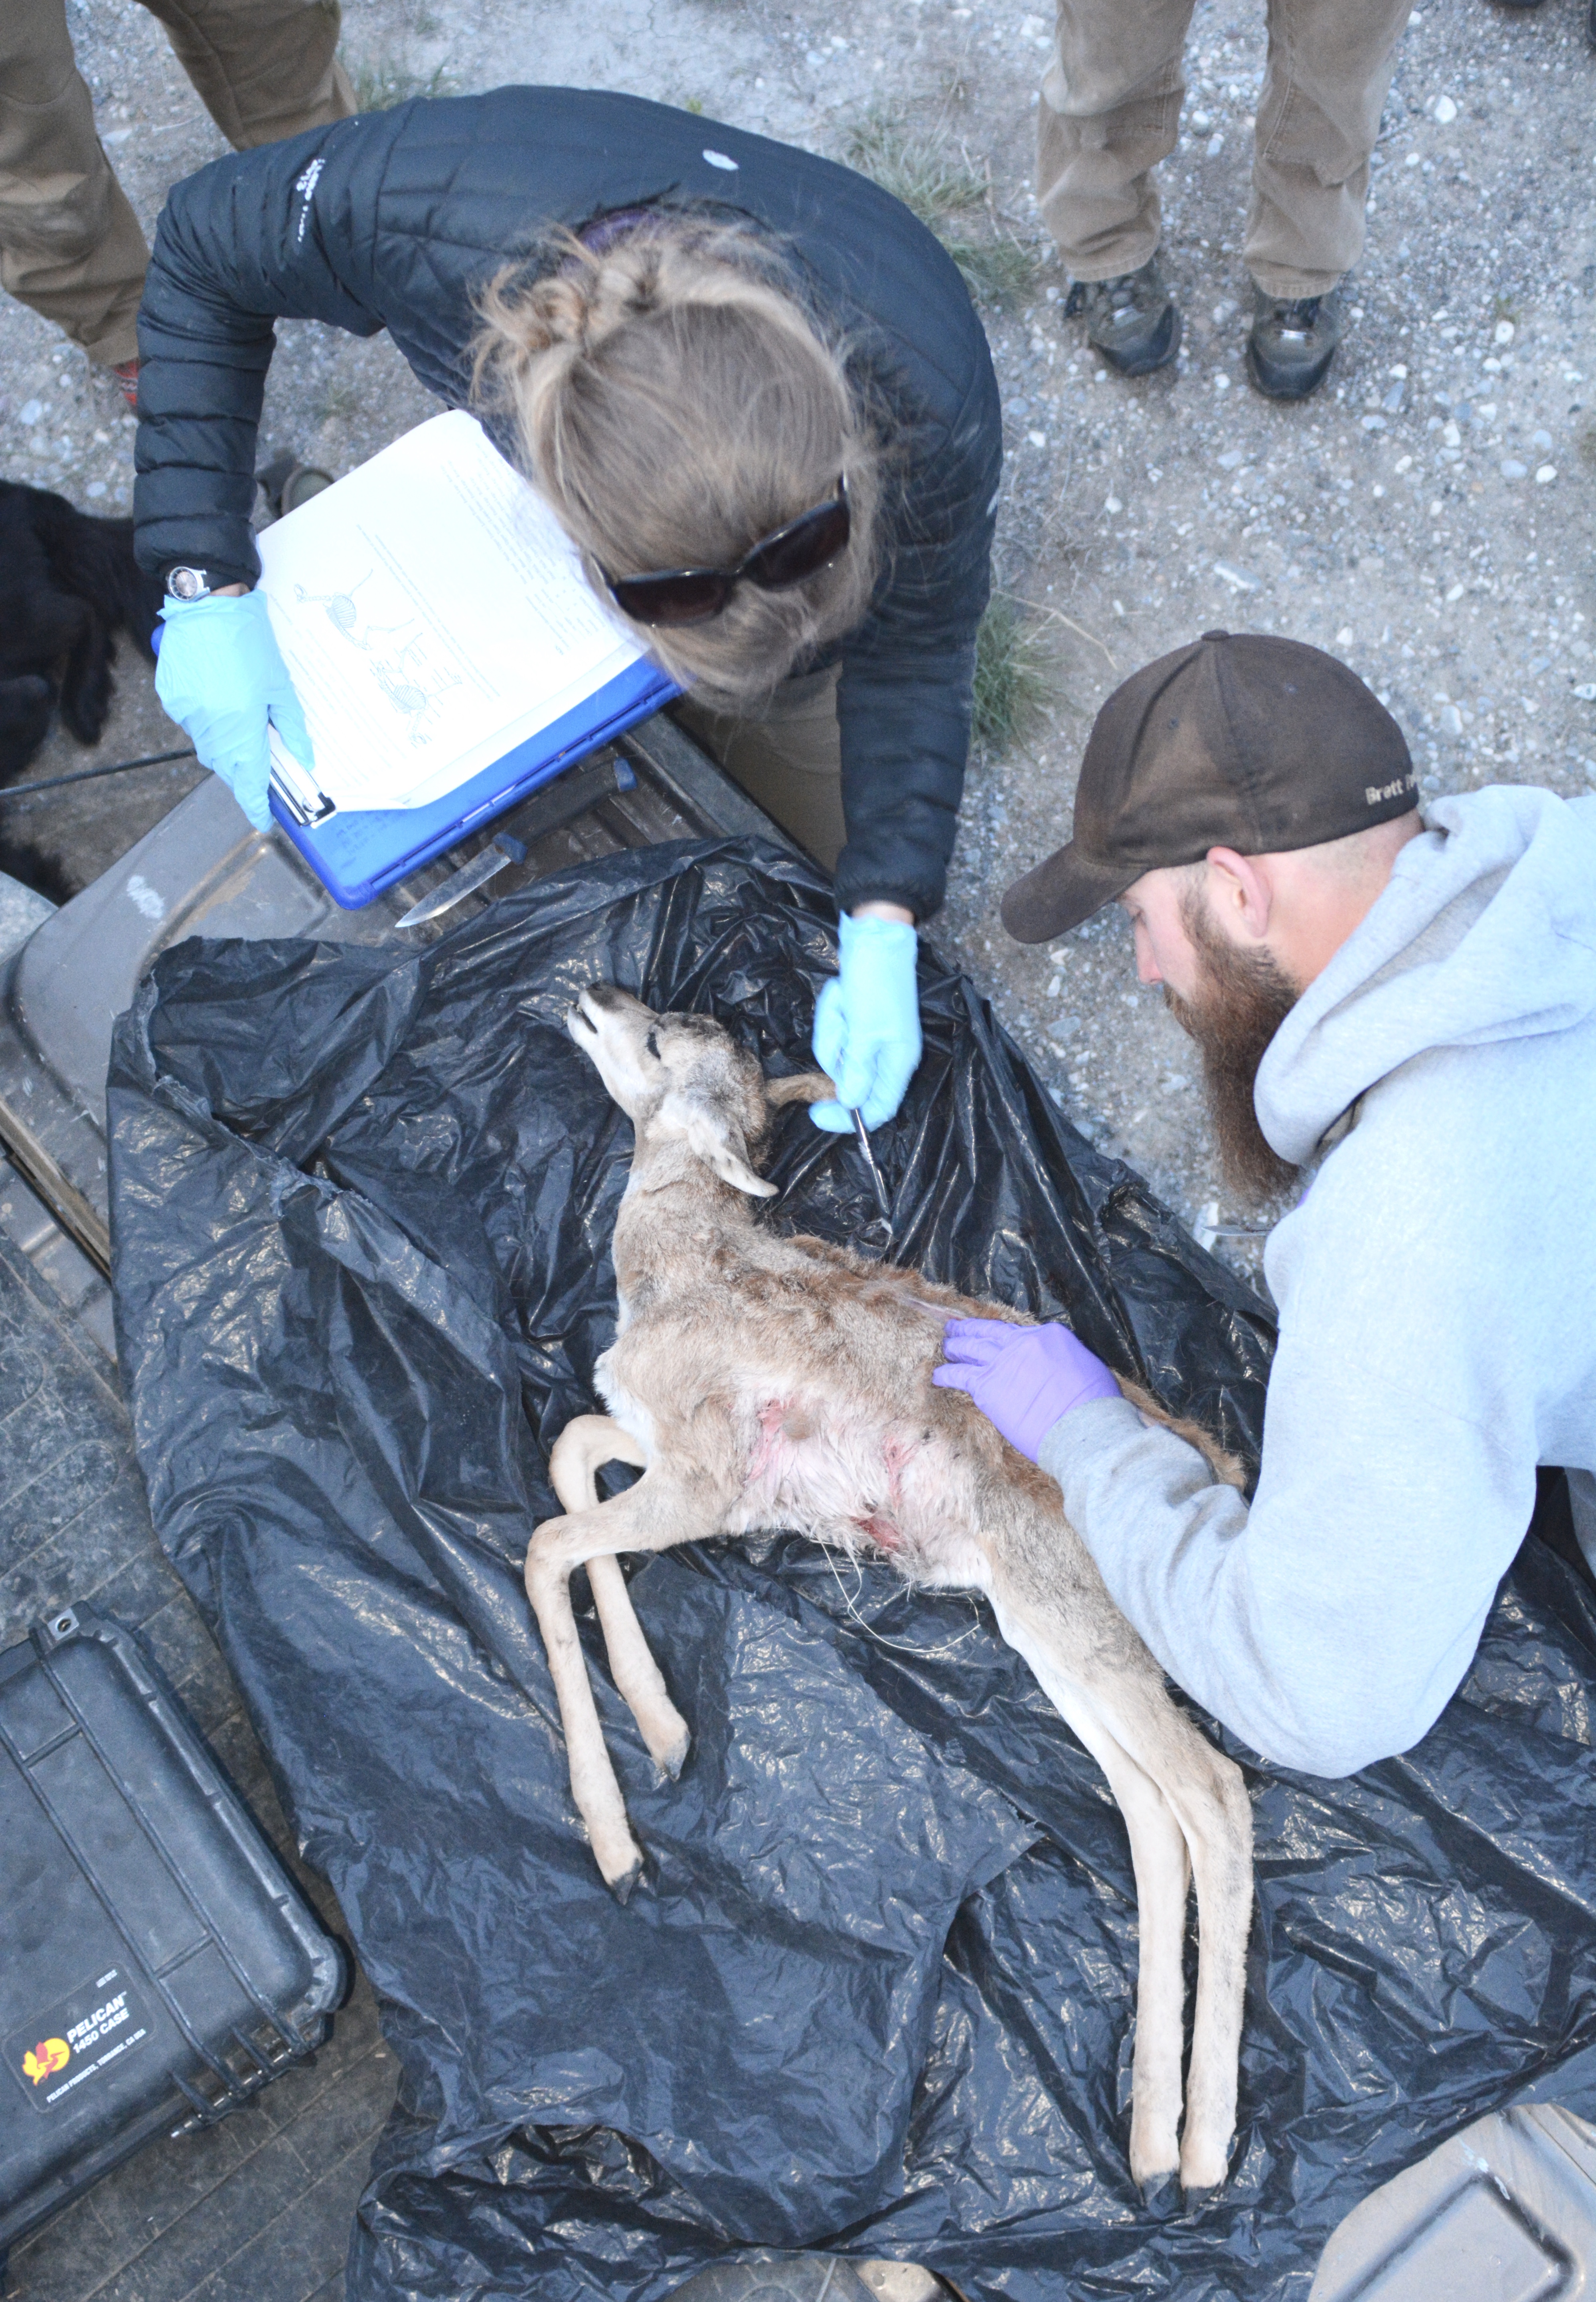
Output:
top-left (852, 1106), bottom-right (893, 1222)
top-left (396, 831), bottom-right (527, 930)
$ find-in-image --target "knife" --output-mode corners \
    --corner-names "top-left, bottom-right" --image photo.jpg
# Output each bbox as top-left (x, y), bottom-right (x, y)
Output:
top-left (852, 1107), bottom-right (893, 1222)
top-left (396, 831), bottom-right (527, 930)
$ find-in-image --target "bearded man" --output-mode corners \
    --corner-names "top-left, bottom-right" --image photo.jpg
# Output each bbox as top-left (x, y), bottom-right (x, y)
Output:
top-left (936, 629), bottom-right (1596, 1776)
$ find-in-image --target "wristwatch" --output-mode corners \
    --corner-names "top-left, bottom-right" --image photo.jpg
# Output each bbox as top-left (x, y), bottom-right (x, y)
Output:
top-left (163, 566), bottom-right (224, 602)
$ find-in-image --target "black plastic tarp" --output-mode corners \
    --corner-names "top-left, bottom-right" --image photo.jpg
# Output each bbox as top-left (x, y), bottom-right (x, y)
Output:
top-left (107, 836), bottom-right (1596, 2302)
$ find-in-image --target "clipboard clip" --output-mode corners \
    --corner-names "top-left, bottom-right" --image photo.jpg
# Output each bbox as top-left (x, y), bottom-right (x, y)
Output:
top-left (268, 731), bottom-right (336, 827)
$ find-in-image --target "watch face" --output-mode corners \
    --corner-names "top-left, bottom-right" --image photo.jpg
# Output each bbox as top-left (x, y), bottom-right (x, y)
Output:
top-left (167, 567), bottom-right (207, 601)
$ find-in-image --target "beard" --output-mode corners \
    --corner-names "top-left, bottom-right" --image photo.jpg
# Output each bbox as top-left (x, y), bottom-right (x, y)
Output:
top-left (1162, 891), bottom-right (1302, 1206)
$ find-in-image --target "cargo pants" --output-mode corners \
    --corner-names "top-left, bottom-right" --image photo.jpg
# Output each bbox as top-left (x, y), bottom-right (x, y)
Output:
top-left (675, 665), bottom-right (847, 871)
top-left (1038, 0), bottom-right (1413, 299)
top-left (0, 0), bottom-right (354, 369)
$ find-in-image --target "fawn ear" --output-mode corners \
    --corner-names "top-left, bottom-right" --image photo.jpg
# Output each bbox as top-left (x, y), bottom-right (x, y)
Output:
top-left (659, 1089), bottom-right (778, 1198)
top-left (764, 1070), bottom-right (837, 1107)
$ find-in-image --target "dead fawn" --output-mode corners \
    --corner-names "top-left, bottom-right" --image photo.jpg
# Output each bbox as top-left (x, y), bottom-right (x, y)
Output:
top-left (524, 983), bottom-right (1254, 2195)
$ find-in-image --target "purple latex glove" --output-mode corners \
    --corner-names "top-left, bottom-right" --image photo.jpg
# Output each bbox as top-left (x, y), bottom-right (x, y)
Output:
top-left (932, 1318), bottom-right (1120, 1461)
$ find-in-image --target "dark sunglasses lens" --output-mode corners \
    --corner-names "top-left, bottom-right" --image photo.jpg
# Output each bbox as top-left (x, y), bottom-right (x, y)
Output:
top-left (743, 496), bottom-right (851, 592)
top-left (610, 570), bottom-right (733, 627)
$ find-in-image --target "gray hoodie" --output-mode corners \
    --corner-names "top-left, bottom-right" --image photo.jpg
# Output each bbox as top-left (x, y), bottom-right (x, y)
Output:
top-left (1037, 784), bottom-right (1596, 1776)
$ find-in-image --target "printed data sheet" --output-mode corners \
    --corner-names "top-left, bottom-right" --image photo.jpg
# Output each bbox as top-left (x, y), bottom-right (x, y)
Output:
top-left (257, 411), bottom-right (651, 813)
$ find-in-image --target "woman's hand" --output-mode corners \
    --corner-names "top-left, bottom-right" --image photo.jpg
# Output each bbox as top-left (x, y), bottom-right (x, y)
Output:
top-left (154, 589), bottom-right (313, 832)
top-left (810, 904), bottom-right (921, 1131)
top-left (932, 1319), bottom-right (1121, 1461)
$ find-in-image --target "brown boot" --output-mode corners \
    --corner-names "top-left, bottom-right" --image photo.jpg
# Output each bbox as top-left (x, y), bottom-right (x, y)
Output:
top-left (1067, 259), bottom-right (1181, 377)
top-left (1245, 289), bottom-right (1342, 401)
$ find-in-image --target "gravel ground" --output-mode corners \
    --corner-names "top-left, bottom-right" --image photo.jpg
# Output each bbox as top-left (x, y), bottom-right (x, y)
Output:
top-left (2, 0), bottom-right (1592, 1272)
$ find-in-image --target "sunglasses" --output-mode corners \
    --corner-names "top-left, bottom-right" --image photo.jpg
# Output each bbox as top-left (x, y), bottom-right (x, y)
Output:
top-left (603, 478), bottom-right (851, 628)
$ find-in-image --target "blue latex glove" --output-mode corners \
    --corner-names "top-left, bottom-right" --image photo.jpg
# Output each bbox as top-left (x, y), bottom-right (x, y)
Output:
top-left (932, 1318), bottom-right (1120, 1461)
top-left (154, 589), bottom-right (312, 833)
top-left (810, 912), bottom-right (921, 1131)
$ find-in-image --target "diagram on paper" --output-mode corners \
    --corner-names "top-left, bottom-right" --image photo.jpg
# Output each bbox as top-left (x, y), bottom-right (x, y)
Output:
top-left (293, 573), bottom-right (465, 748)
top-left (256, 410), bottom-right (654, 815)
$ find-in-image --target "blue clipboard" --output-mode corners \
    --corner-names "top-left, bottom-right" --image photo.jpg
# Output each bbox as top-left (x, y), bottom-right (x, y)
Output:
top-left (269, 658), bottom-right (677, 910)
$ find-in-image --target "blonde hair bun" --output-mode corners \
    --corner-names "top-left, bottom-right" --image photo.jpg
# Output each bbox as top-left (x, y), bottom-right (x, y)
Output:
top-left (472, 215), bottom-right (881, 707)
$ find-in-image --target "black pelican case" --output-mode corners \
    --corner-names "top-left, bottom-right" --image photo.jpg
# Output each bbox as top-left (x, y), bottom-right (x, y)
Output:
top-left (0, 1603), bottom-right (346, 2251)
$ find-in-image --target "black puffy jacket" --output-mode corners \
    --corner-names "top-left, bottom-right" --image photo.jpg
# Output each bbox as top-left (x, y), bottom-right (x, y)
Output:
top-left (134, 88), bottom-right (1001, 919)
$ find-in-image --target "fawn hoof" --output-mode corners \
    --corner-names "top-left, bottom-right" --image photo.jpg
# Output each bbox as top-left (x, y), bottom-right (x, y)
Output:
top-left (1179, 2132), bottom-right (1233, 2198)
top-left (1179, 2181), bottom-right (1221, 2213)
top-left (591, 1815), bottom-right (645, 1900)
top-left (657, 1724), bottom-right (690, 1782)
top-left (1136, 2170), bottom-right (1182, 2219)
top-left (601, 1846), bottom-right (644, 1904)
top-left (1129, 2122), bottom-right (1179, 2205)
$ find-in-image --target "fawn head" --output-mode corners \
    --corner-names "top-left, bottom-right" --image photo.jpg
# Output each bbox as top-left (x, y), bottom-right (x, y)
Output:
top-left (567, 984), bottom-right (832, 1199)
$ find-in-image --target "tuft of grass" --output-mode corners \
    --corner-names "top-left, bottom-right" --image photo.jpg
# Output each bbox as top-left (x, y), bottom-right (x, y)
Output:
top-left (939, 231), bottom-right (1042, 310)
top-left (842, 110), bottom-right (1039, 311)
top-left (843, 114), bottom-right (985, 221)
top-left (348, 53), bottom-right (457, 112)
top-left (972, 597), bottom-right (1056, 753)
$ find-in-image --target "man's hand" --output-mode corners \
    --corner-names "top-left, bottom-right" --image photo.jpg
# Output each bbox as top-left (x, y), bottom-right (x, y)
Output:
top-left (933, 1318), bottom-right (1121, 1461)
top-left (155, 589), bottom-right (313, 832)
top-left (810, 906), bottom-right (921, 1131)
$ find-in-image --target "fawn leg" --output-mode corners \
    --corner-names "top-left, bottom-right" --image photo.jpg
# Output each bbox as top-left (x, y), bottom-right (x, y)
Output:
top-left (1104, 1685), bottom-right (1253, 2194)
top-left (991, 1595), bottom-right (1192, 2193)
top-left (550, 1416), bottom-right (691, 1778)
top-left (525, 1472), bottom-right (719, 1895)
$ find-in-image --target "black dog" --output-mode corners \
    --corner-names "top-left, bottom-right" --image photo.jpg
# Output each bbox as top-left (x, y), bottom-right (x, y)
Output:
top-left (0, 479), bottom-right (164, 781)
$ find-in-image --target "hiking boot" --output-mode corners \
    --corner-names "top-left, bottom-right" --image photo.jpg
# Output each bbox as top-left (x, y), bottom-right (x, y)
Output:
top-left (1246, 288), bottom-right (1342, 400)
top-left (111, 358), bottom-right (140, 413)
top-left (1068, 260), bottom-right (1181, 377)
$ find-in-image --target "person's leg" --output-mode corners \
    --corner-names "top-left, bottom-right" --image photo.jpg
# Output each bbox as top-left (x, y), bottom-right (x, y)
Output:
top-left (1243, 0), bottom-right (1409, 399)
top-left (0, 0), bottom-right (150, 368)
top-left (138, 0), bottom-right (355, 150)
top-left (1246, 0), bottom-right (1411, 299)
top-left (1036, 0), bottom-right (1196, 284)
top-left (673, 666), bottom-right (845, 870)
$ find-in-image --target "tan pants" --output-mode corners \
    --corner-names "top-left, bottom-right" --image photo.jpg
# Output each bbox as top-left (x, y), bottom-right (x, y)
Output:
top-left (0, 0), bottom-right (353, 367)
top-left (1038, 0), bottom-right (1411, 299)
top-left (674, 665), bottom-right (846, 870)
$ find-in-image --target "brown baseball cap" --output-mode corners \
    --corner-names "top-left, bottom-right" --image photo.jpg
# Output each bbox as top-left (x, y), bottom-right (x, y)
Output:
top-left (1000, 630), bottom-right (1418, 943)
